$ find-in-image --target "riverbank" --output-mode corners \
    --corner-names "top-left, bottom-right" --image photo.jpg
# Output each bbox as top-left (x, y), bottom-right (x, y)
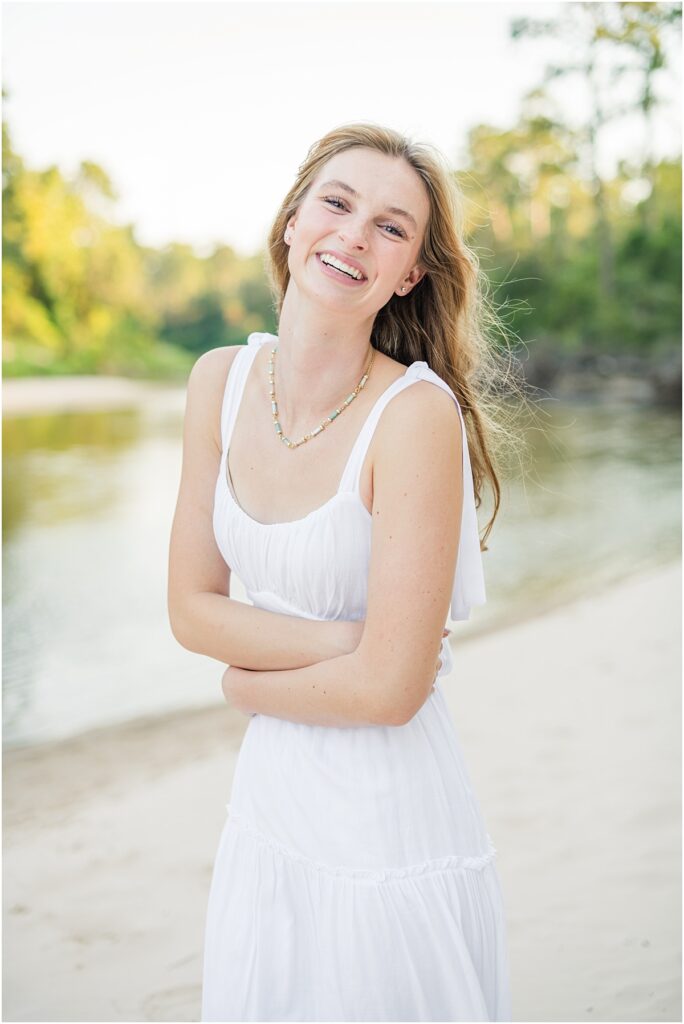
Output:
top-left (4, 350), bottom-right (682, 418)
top-left (3, 560), bottom-right (681, 1021)
top-left (2, 374), bottom-right (183, 416)
top-left (520, 344), bottom-right (682, 407)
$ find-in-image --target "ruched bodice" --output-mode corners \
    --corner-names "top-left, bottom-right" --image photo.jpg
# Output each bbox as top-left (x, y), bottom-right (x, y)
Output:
top-left (213, 331), bottom-right (487, 672)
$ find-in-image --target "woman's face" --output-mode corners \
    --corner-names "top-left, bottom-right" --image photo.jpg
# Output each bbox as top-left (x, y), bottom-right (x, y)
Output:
top-left (285, 147), bottom-right (430, 315)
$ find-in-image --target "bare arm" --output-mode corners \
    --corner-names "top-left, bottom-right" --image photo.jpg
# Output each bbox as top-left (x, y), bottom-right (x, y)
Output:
top-left (224, 381), bottom-right (462, 727)
top-left (173, 593), bottom-right (362, 669)
top-left (167, 346), bottom-right (362, 670)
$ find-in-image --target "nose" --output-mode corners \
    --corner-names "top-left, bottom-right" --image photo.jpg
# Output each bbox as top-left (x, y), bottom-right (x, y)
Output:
top-left (338, 217), bottom-right (368, 250)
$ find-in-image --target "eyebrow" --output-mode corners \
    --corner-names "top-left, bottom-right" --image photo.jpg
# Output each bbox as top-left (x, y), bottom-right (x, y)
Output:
top-left (318, 179), bottom-right (418, 231)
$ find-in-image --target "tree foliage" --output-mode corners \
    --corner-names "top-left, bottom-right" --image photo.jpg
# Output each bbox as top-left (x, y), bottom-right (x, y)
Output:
top-left (2, 2), bottom-right (680, 377)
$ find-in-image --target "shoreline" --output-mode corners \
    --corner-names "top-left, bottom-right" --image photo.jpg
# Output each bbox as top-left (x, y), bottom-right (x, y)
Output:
top-left (3, 556), bottom-right (678, 757)
top-left (4, 363), bottom-right (679, 416)
top-left (4, 559), bottom-right (681, 1021)
top-left (2, 374), bottom-right (182, 416)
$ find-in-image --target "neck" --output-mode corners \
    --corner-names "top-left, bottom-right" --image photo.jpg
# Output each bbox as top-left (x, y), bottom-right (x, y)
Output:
top-left (273, 286), bottom-right (376, 430)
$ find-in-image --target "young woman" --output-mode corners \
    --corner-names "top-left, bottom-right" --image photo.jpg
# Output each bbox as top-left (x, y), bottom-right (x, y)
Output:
top-left (169, 122), bottom-right (512, 1021)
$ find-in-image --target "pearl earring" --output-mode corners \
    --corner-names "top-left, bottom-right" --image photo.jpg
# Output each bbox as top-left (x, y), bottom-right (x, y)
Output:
top-left (401, 287), bottom-right (406, 292)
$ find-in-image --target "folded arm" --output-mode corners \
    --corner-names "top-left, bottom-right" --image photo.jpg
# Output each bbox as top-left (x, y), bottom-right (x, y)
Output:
top-left (226, 380), bottom-right (463, 728)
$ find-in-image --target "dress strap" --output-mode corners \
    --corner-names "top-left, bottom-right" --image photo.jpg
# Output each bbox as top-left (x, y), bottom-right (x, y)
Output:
top-left (219, 333), bottom-right (270, 451)
top-left (338, 363), bottom-right (421, 496)
top-left (339, 359), bottom-right (486, 622)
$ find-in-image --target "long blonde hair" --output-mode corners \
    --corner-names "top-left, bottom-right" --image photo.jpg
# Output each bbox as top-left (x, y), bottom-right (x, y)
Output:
top-left (265, 121), bottom-right (520, 550)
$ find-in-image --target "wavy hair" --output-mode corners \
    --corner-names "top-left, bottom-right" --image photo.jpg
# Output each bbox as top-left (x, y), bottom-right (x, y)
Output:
top-left (265, 121), bottom-right (522, 551)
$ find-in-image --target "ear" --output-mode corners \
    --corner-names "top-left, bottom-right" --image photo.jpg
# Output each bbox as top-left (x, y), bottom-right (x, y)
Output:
top-left (397, 264), bottom-right (427, 297)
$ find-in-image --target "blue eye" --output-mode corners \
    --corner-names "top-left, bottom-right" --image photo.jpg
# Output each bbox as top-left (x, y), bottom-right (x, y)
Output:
top-left (322, 197), bottom-right (406, 238)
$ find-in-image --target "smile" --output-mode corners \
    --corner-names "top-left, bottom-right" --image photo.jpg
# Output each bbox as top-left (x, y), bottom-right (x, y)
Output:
top-left (316, 253), bottom-right (367, 285)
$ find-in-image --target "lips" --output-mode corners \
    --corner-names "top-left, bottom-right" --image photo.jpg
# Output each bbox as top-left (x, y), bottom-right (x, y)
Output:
top-left (316, 250), bottom-right (368, 280)
top-left (315, 253), bottom-right (367, 286)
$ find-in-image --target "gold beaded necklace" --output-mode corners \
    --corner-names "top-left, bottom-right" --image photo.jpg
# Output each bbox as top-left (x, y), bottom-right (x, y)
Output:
top-left (269, 344), bottom-right (376, 449)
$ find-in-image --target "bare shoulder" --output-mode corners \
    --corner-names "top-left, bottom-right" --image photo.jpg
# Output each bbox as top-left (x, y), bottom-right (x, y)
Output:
top-left (373, 376), bottom-right (463, 473)
top-left (188, 343), bottom-right (241, 388)
top-left (372, 349), bottom-right (462, 432)
top-left (186, 344), bottom-right (242, 449)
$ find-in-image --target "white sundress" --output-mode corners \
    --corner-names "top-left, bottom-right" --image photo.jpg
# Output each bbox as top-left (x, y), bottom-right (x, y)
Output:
top-left (201, 331), bottom-right (512, 1022)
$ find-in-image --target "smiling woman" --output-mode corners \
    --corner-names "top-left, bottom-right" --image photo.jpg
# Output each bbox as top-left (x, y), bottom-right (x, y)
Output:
top-left (168, 120), bottom-right (515, 1022)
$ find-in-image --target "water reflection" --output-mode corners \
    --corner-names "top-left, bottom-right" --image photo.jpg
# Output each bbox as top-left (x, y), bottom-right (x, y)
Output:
top-left (2, 388), bottom-right (681, 748)
top-left (3, 410), bottom-right (145, 536)
top-left (488, 400), bottom-right (681, 619)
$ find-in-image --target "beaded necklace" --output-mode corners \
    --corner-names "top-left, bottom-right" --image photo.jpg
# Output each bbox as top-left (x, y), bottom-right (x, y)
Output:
top-left (269, 344), bottom-right (376, 449)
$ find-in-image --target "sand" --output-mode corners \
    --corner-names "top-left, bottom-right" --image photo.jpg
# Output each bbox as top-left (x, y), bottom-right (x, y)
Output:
top-left (3, 561), bottom-right (681, 1022)
top-left (2, 375), bottom-right (179, 416)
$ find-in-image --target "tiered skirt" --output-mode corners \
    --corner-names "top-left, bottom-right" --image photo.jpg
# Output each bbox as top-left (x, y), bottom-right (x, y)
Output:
top-left (201, 691), bottom-right (512, 1022)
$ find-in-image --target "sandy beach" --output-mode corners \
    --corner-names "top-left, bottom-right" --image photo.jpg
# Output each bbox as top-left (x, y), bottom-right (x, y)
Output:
top-left (2, 375), bottom-right (180, 416)
top-left (3, 560), bottom-right (681, 1022)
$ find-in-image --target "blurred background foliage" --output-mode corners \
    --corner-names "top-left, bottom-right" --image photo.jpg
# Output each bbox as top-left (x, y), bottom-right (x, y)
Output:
top-left (2, 2), bottom-right (681, 396)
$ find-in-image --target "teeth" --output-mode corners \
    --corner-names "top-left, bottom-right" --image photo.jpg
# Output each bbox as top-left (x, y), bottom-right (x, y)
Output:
top-left (319, 253), bottom-right (364, 280)
top-left (321, 254), bottom-right (362, 279)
